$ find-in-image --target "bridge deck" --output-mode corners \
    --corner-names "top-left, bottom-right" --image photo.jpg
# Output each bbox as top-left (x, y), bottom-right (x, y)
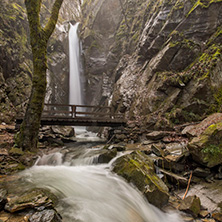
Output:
top-left (16, 104), bottom-right (126, 127)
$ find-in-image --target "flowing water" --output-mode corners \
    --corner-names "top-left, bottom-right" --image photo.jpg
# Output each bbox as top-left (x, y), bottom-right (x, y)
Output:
top-left (34, 21), bottom-right (185, 222)
top-left (69, 23), bottom-right (82, 105)
top-left (18, 136), bottom-right (183, 222)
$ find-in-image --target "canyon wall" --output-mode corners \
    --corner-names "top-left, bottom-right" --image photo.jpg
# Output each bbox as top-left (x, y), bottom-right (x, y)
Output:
top-left (81, 0), bottom-right (222, 129)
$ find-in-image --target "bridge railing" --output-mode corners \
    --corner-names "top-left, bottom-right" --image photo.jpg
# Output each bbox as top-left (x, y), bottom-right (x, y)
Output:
top-left (43, 104), bottom-right (124, 120)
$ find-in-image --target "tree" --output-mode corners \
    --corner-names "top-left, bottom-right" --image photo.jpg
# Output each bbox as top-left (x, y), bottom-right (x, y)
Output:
top-left (15, 0), bottom-right (63, 151)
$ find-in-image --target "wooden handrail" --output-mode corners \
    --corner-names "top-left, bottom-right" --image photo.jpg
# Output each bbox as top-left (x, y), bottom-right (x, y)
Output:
top-left (42, 104), bottom-right (124, 120)
top-left (44, 103), bottom-right (111, 109)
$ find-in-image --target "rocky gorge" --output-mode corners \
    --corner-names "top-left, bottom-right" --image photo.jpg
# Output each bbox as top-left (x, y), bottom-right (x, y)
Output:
top-left (0, 0), bottom-right (222, 221)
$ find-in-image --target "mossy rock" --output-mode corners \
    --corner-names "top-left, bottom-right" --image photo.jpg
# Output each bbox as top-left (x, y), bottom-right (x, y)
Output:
top-left (179, 195), bottom-right (201, 218)
top-left (9, 147), bottom-right (24, 156)
top-left (188, 122), bottom-right (222, 167)
top-left (97, 148), bottom-right (117, 163)
top-left (5, 188), bottom-right (57, 213)
top-left (112, 151), bottom-right (169, 208)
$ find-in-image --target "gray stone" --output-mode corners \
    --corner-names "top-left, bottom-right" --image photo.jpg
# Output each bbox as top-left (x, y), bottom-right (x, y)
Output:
top-left (193, 167), bottom-right (211, 178)
top-left (51, 126), bottom-right (75, 138)
top-left (179, 195), bottom-right (201, 218)
top-left (5, 189), bottom-right (55, 213)
top-left (29, 209), bottom-right (62, 222)
top-left (97, 149), bottom-right (117, 164)
top-left (0, 189), bottom-right (7, 211)
top-left (146, 131), bottom-right (170, 140)
top-left (151, 143), bottom-right (166, 157)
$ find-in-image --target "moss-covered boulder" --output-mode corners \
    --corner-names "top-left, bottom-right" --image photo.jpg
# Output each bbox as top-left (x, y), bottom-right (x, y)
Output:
top-left (112, 151), bottom-right (169, 208)
top-left (188, 122), bottom-right (222, 168)
top-left (98, 148), bottom-right (117, 163)
top-left (179, 195), bottom-right (201, 218)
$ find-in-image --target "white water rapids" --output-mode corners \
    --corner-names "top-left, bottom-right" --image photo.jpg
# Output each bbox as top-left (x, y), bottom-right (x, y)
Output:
top-left (20, 142), bottom-right (183, 222)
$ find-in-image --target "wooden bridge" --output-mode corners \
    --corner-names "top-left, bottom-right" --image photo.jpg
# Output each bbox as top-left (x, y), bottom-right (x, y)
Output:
top-left (16, 104), bottom-right (126, 127)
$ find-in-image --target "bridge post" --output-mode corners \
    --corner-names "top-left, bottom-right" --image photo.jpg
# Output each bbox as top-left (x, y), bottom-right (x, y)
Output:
top-left (72, 105), bottom-right (76, 118)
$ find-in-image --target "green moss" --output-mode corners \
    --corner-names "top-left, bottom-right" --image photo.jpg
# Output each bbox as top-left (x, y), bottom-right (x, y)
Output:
top-left (211, 86), bottom-right (222, 112)
top-left (9, 147), bottom-right (24, 156)
top-left (187, 0), bottom-right (222, 16)
top-left (196, 122), bottom-right (222, 167)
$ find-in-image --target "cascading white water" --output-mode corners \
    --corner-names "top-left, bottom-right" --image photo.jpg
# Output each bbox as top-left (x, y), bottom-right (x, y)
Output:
top-left (20, 145), bottom-right (183, 222)
top-left (69, 23), bottom-right (82, 105)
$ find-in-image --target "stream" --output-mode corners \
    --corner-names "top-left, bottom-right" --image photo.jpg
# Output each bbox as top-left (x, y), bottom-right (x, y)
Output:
top-left (14, 129), bottom-right (183, 222)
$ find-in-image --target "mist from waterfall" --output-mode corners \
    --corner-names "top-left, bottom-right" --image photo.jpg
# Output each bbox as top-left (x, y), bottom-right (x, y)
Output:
top-left (69, 22), bottom-right (82, 105)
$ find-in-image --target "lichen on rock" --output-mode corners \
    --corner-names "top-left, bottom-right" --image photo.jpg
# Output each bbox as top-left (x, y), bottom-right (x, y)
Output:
top-left (112, 151), bottom-right (169, 208)
top-left (188, 118), bottom-right (222, 168)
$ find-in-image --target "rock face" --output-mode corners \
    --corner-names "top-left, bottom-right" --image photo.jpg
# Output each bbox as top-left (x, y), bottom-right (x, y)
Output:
top-left (0, 0), bottom-right (32, 123)
top-left (0, 0), bottom-right (82, 123)
top-left (81, 0), bottom-right (222, 129)
top-left (112, 151), bottom-right (169, 208)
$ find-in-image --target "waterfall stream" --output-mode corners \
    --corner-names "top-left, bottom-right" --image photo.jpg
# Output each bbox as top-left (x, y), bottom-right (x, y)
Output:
top-left (26, 21), bottom-right (186, 222)
top-left (69, 23), bottom-right (82, 105)
top-left (20, 141), bottom-right (183, 222)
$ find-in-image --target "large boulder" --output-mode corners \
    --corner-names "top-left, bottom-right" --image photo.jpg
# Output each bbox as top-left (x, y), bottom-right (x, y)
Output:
top-left (5, 188), bottom-right (56, 213)
top-left (112, 151), bottom-right (169, 208)
top-left (179, 195), bottom-right (201, 218)
top-left (51, 126), bottom-right (75, 138)
top-left (188, 121), bottom-right (222, 168)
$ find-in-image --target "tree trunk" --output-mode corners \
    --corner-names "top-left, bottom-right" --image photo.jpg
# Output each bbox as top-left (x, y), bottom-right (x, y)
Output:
top-left (16, 41), bottom-right (47, 151)
top-left (15, 0), bottom-right (63, 151)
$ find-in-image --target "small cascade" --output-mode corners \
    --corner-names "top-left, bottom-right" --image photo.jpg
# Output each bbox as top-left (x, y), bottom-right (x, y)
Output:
top-left (69, 22), bottom-right (83, 105)
top-left (35, 152), bottom-right (63, 166)
top-left (19, 143), bottom-right (183, 222)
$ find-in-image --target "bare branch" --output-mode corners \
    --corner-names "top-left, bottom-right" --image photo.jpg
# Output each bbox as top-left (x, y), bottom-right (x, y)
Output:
top-left (43, 0), bottom-right (64, 40)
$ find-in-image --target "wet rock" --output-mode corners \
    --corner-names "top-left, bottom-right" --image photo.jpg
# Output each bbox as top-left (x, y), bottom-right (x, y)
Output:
top-left (107, 144), bottom-right (126, 151)
top-left (199, 210), bottom-right (210, 218)
top-left (97, 148), bottom-right (117, 163)
top-left (188, 122), bottom-right (222, 168)
top-left (142, 140), bottom-right (155, 145)
top-left (8, 147), bottom-right (24, 156)
top-left (146, 131), bottom-right (170, 140)
top-left (179, 195), bottom-right (201, 218)
top-left (212, 212), bottom-right (222, 222)
top-left (29, 209), bottom-right (62, 222)
top-left (0, 148), bottom-right (8, 156)
top-left (5, 188), bottom-right (56, 213)
top-left (165, 142), bottom-right (188, 156)
top-left (0, 211), bottom-right (29, 222)
top-left (112, 151), bottom-right (169, 208)
top-left (202, 219), bottom-right (216, 222)
top-left (0, 189), bottom-right (7, 211)
top-left (51, 126), bottom-right (75, 138)
top-left (151, 143), bottom-right (165, 157)
top-left (157, 156), bottom-right (185, 173)
top-left (193, 167), bottom-right (211, 178)
top-left (182, 113), bottom-right (222, 138)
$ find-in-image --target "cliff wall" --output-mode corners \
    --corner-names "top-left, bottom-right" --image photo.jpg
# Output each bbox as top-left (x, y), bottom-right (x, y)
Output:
top-left (81, 0), bottom-right (222, 129)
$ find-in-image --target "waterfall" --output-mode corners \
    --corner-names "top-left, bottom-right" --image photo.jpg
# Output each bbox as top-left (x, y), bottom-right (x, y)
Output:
top-left (69, 23), bottom-right (82, 105)
top-left (18, 144), bottom-right (183, 222)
